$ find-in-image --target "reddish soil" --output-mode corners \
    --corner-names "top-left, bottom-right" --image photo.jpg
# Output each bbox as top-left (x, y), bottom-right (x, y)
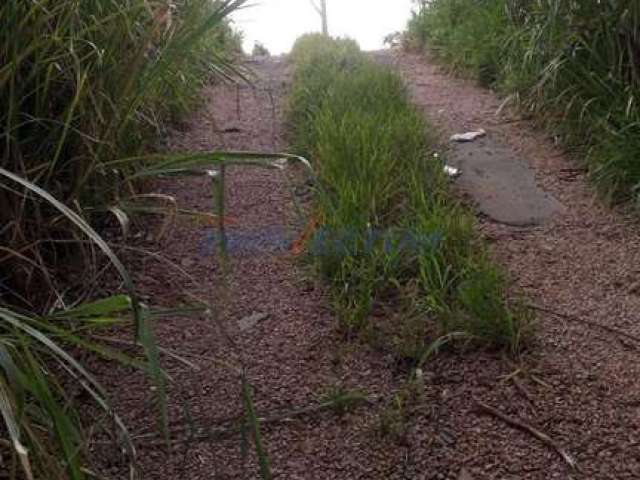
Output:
top-left (93, 52), bottom-right (640, 480)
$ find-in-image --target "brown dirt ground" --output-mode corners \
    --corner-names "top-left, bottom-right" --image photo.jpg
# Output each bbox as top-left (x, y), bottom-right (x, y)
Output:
top-left (91, 52), bottom-right (640, 480)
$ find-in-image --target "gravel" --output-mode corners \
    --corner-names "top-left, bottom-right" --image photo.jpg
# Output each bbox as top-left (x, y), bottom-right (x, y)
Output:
top-left (89, 53), bottom-right (640, 480)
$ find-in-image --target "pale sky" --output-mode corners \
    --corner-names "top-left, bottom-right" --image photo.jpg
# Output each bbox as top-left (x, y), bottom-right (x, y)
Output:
top-left (232, 0), bottom-right (416, 55)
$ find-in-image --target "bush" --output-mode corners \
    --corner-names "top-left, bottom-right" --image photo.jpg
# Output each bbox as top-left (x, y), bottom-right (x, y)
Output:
top-left (253, 42), bottom-right (271, 56)
top-left (406, 0), bottom-right (640, 203)
top-left (288, 35), bottom-right (527, 358)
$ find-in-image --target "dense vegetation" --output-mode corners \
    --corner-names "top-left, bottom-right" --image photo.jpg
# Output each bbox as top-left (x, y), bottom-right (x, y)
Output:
top-left (406, 0), bottom-right (640, 204)
top-left (0, 1), bottom-right (244, 477)
top-left (288, 34), bottom-right (527, 363)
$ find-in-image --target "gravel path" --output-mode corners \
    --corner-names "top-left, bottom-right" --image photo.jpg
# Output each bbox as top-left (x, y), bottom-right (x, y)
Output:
top-left (95, 53), bottom-right (640, 480)
top-left (378, 50), bottom-right (640, 479)
top-left (96, 58), bottom-right (404, 479)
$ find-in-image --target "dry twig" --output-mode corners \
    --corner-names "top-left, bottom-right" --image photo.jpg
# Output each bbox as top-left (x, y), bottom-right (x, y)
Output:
top-left (527, 303), bottom-right (640, 345)
top-left (134, 394), bottom-right (371, 447)
top-left (512, 376), bottom-right (536, 408)
top-left (475, 399), bottom-right (577, 471)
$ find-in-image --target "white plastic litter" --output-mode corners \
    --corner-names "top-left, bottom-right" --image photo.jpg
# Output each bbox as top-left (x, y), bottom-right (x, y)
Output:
top-left (450, 129), bottom-right (486, 143)
top-left (444, 165), bottom-right (461, 178)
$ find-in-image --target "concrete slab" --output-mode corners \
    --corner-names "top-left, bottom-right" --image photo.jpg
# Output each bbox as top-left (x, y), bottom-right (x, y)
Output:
top-left (448, 138), bottom-right (565, 226)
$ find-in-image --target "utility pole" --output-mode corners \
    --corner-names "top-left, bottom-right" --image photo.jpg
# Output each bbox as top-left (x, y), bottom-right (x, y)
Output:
top-left (320, 0), bottom-right (328, 36)
top-left (310, 0), bottom-right (328, 35)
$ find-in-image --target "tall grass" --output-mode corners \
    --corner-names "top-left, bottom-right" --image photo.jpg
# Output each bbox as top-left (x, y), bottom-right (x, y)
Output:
top-left (288, 34), bottom-right (527, 361)
top-left (1, 0), bottom-right (245, 477)
top-left (406, 0), bottom-right (640, 204)
top-left (1, 0), bottom-right (244, 309)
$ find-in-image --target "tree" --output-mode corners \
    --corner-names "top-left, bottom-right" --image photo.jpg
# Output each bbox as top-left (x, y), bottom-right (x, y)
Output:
top-left (252, 41), bottom-right (270, 57)
top-left (310, 0), bottom-right (328, 35)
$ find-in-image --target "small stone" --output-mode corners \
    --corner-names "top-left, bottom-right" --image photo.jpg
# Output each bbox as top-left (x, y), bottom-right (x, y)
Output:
top-left (438, 429), bottom-right (456, 446)
top-left (237, 312), bottom-right (269, 332)
top-left (181, 258), bottom-right (195, 268)
top-left (540, 243), bottom-right (554, 253)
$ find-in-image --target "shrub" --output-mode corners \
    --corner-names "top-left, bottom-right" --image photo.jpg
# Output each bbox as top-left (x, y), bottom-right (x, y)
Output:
top-left (253, 42), bottom-right (271, 56)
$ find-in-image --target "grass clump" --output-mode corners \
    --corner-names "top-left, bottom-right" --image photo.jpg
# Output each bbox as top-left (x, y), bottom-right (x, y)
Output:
top-left (1, 0), bottom-right (244, 308)
top-left (406, 0), bottom-right (640, 204)
top-left (0, 1), bottom-right (245, 478)
top-left (288, 34), bottom-right (528, 359)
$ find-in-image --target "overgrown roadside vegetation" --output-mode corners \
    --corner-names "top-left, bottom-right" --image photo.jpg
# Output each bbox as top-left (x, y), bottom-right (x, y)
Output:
top-left (0, 1), bottom-right (244, 478)
top-left (406, 0), bottom-right (640, 204)
top-left (288, 35), bottom-right (529, 364)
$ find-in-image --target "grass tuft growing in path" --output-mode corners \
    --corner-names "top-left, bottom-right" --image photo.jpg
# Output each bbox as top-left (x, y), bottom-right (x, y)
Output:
top-left (288, 34), bottom-right (530, 360)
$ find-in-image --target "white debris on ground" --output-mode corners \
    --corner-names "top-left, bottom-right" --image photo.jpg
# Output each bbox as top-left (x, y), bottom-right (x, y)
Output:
top-left (444, 129), bottom-right (487, 177)
top-left (237, 312), bottom-right (269, 332)
top-left (434, 151), bottom-right (462, 179)
top-left (444, 165), bottom-right (462, 178)
top-left (450, 128), bottom-right (486, 143)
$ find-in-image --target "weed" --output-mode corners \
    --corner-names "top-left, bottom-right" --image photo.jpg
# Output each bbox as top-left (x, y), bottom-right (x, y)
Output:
top-left (288, 35), bottom-right (528, 359)
top-left (377, 380), bottom-right (424, 443)
top-left (378, 393), bottom-right (409, 441)
top-left (317, 383), bottom-right (367, 416)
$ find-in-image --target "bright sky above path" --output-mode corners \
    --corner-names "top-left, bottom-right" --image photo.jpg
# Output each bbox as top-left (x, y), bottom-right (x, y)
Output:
top-left (232, 0), bottom-right (416, 55)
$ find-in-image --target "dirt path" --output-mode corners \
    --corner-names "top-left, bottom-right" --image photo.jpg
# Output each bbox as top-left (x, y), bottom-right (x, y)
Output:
top-left (96, 57), bottom-right (406, 479)
top-left (94, 53), bottom-right (640, 480)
